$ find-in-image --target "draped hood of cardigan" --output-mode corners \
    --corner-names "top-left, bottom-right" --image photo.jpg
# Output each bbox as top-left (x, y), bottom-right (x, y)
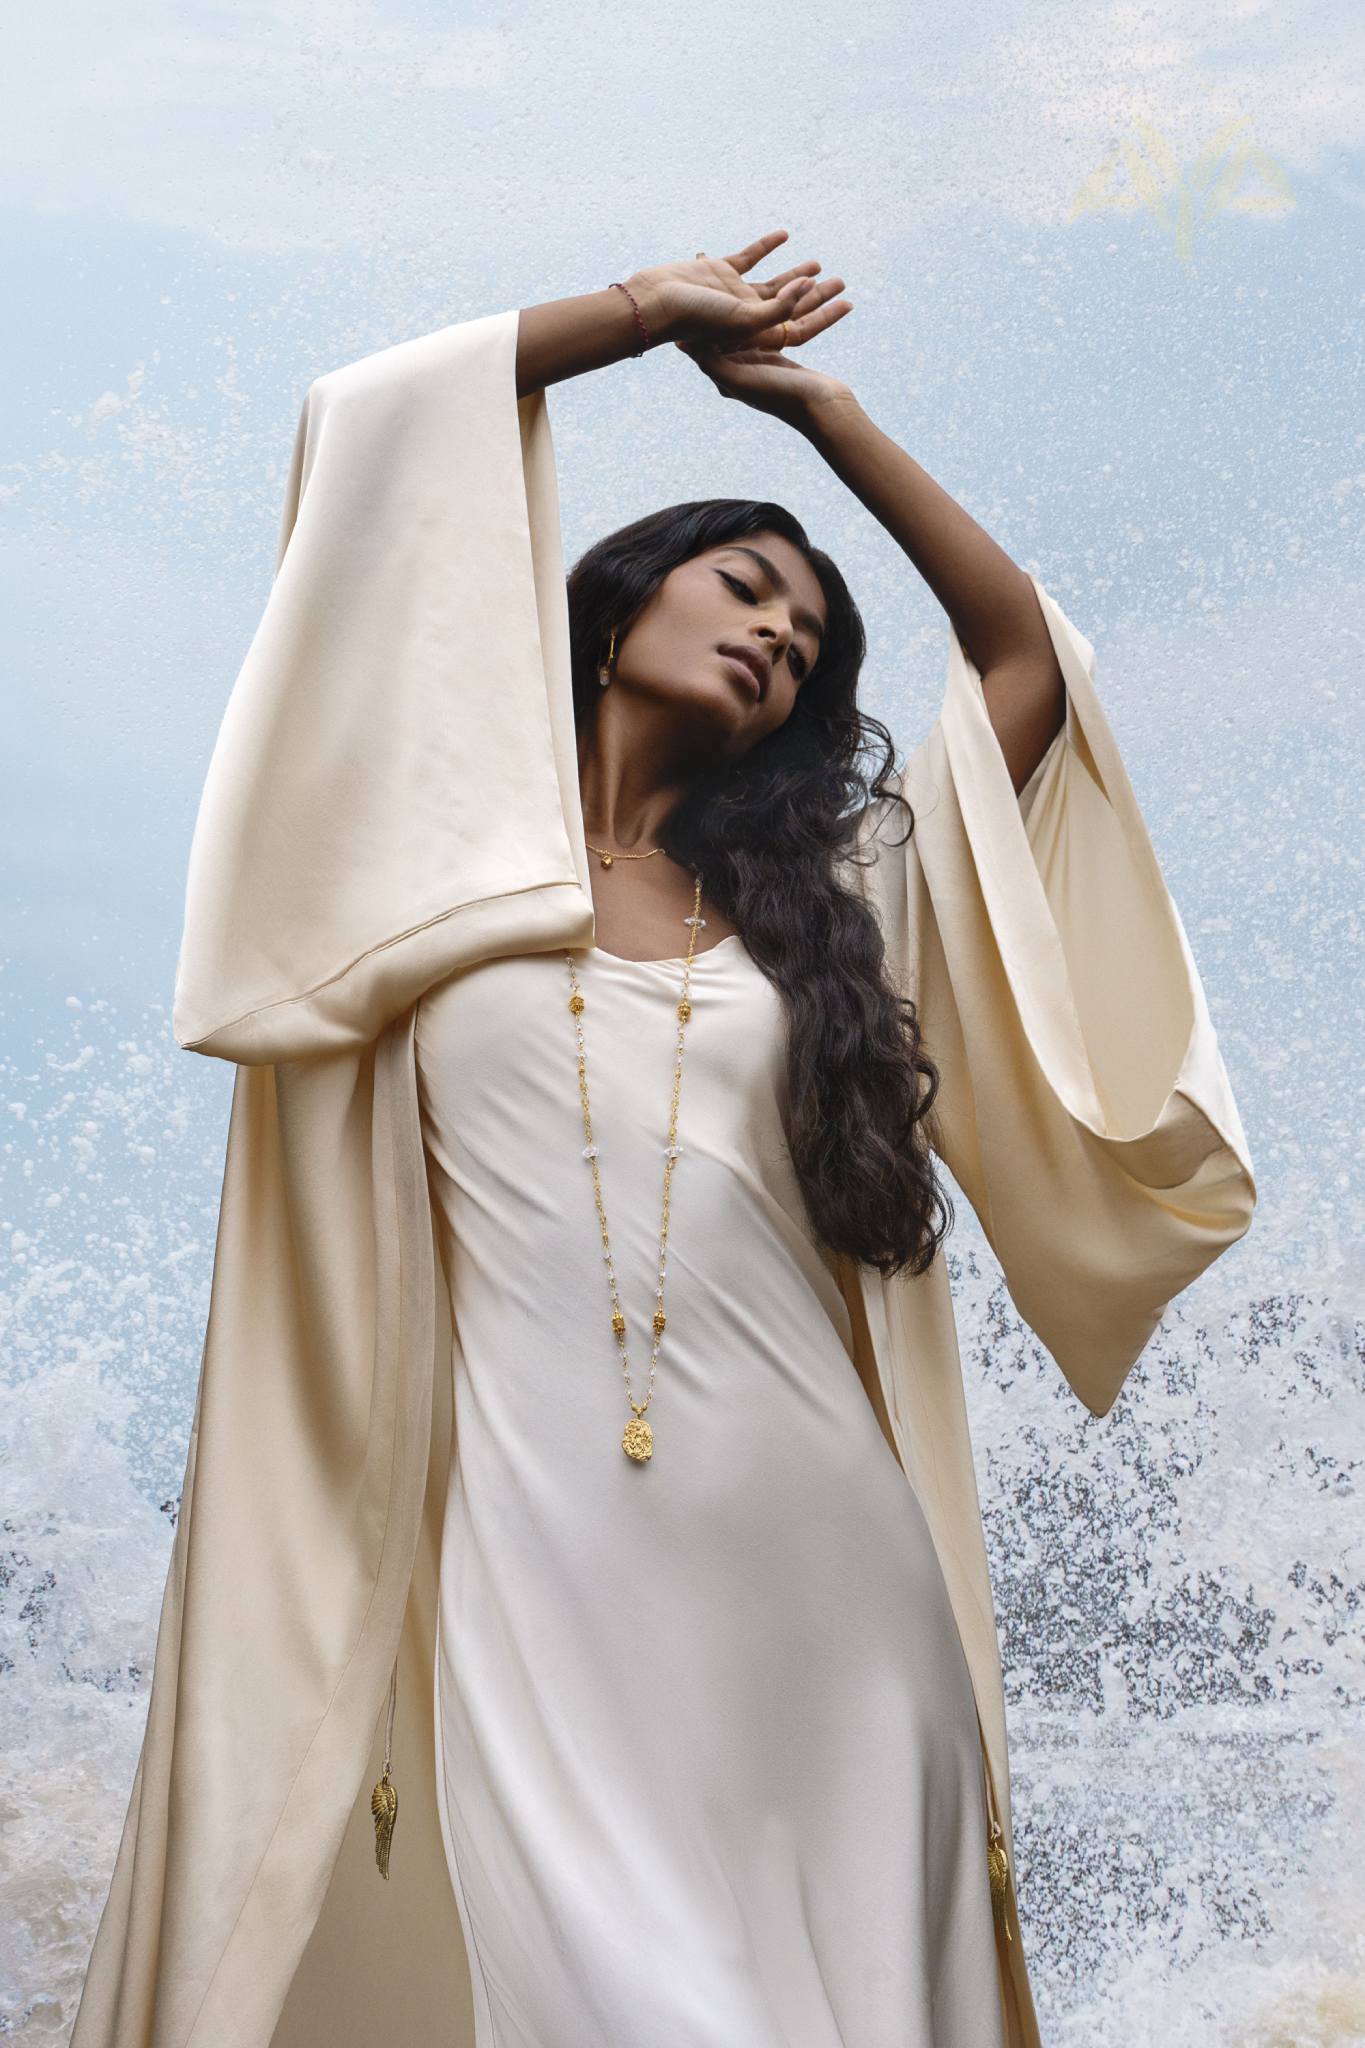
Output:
top-left (69, 306), bottom-right (1256, 2048)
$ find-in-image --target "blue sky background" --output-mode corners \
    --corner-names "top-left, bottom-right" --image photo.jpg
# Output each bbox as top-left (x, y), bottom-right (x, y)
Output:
top-left (3, 4), bottom-right (1363, 2041)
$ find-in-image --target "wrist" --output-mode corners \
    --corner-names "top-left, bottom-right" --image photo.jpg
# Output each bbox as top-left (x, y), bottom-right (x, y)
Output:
top-left (795, 385), bottom-right (864, 440)
top-left (622, 270), bottom-right (672, 348)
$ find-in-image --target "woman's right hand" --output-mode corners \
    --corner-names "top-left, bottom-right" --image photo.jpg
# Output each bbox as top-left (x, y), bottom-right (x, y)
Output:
top-left (626, 230), bottom-right (845, 353)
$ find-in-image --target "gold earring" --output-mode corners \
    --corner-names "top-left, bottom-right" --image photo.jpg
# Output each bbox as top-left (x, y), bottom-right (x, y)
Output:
top-left (598, 625), bottom-right (617, 689)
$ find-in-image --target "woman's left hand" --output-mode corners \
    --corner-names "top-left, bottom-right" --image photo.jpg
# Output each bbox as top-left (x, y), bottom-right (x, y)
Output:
top-left (673, 273), bottom-right (857, 431)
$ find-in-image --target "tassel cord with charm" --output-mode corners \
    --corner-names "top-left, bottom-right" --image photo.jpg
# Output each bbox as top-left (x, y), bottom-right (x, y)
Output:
top-left (370, 1654), bottom-right (399, 1878)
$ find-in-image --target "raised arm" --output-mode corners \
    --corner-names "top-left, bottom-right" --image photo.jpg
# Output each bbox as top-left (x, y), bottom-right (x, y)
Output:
top-left (515, 287), bottom-right (658, 397)
top-left (799, 401), bottom-right (1066, 795)
top-left (673, 289), bottom-right (1066, 795)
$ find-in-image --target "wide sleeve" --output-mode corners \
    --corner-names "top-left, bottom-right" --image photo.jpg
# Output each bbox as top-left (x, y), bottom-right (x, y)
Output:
top-left (855, 574), bottom-right (1256, 1417)
top-left (171, 307), bottom-right (592, 1065)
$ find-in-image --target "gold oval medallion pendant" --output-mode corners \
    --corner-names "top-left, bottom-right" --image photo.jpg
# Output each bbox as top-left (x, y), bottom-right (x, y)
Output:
top-left (622, 1414), bottom-right (654, 1462)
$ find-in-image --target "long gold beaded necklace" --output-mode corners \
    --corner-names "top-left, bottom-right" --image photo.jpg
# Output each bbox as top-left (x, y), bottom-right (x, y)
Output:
top-left (369, 856), bottom-right (697, 1877)
top-left (564, 867), bottom-right (707, 1463)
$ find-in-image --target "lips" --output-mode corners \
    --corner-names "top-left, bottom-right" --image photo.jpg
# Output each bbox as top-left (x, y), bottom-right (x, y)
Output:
top-left (718, 644), bottom-right (769, 701)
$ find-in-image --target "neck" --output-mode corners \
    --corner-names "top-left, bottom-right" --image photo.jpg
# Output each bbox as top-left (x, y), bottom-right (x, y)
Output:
top-left (576, 728), bottom-right (693, 850)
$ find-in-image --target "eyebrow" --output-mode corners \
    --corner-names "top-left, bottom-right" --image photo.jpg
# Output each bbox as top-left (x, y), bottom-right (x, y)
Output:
top-left (716, 545), bottom-right (825, 649)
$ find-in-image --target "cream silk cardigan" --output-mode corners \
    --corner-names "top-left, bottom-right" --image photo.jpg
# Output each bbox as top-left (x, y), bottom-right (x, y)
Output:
top-left (69, 307), bottom-right (1256, 2048)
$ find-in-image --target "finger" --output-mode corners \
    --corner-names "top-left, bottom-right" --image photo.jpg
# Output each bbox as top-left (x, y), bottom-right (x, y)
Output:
top-left (735, 276), bottom-right (807, 325)
top-left (755, 259), bottom-right (823, 298)
top-left (673, 342), bottom-right (732, 396)
top-left (773, 274), bottom-right (838, 319)
top-left (778, 294), bottom-right (853, 348)
top-left (757, 274), bottom-right (845, 332)
top-left (723, 229), bottom-right (789, 274)
top-left (674, 337), bottom-right (725, 374)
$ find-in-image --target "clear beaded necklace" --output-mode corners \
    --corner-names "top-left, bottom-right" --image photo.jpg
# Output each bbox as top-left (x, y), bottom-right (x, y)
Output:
top-left (564, 871), bottom-right (707, 1463)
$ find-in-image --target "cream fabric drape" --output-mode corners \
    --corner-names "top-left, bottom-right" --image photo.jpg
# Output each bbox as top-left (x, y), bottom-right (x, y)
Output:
top-left (71, 305), bottom-right (1254, 2048)
top-left (75, 308), bottom-right (602, 2048)
top-left (171, 308), bottom-right (597, 1063)
top-left (858, 571), bottom-right (1256, 1419)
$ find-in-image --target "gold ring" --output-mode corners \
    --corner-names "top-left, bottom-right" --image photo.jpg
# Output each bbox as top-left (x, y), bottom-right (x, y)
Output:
top-left (780, 320), bottom-right (790, 348)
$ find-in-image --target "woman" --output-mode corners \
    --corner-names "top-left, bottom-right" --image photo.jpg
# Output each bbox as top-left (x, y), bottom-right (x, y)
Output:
top-left (72, 233), bottom-right (1255, 2048)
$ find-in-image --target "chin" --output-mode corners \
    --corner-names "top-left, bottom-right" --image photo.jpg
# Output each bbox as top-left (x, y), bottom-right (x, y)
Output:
top-left (667, 679), bottom-right (749, 725)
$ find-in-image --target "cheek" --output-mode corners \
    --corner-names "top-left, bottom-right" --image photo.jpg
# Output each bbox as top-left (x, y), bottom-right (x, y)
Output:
top-left (660, 572), bottom-right (713, 632)
top-left (635, 591), bottom-right (704, 669)
top-left (622, 616), bottom-right (681, 684)
top-left (775, 661), bottom-right (805, 707)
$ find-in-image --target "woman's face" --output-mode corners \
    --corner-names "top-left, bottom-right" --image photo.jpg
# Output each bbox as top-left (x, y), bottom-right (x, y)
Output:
top-left (610, 530), bottom-right (828, 752)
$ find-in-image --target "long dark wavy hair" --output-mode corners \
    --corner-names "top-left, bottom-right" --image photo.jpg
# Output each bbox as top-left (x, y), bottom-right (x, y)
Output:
top-left (565, 497), bottom-right (952, 1281)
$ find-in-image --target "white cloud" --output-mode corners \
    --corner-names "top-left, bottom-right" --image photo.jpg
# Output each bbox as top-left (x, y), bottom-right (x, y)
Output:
top-left (2, 0), bottom-right (1358, 255)
top-left (993, 0), bottom-right (1362, 224)
top-left (3, 0), bottom-right (510, 253)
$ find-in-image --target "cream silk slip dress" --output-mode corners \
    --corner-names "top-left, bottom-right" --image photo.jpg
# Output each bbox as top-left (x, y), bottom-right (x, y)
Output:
top-left (414, 933), bottom-right (1007, 2047)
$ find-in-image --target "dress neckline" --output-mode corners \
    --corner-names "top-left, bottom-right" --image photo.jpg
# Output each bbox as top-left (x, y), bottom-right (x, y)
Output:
top-left (588, 933), bottom-right (745, 968)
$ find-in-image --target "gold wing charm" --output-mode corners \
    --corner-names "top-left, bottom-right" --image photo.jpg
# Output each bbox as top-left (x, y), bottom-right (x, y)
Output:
top-left (986, 1820), bottom-right (1013, 1944)
top-left (371, 1654), bottom-right (400, 1878)
top-left (371, 1766), bottom-right (398, 1879)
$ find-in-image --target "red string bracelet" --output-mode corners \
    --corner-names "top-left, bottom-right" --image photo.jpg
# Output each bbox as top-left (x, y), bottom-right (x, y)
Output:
top-left (609, 280), bottom-right (652, 355)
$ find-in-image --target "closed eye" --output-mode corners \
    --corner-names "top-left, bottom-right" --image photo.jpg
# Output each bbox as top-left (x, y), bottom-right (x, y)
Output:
top-left (717, 570), bottom-right (809, 682)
